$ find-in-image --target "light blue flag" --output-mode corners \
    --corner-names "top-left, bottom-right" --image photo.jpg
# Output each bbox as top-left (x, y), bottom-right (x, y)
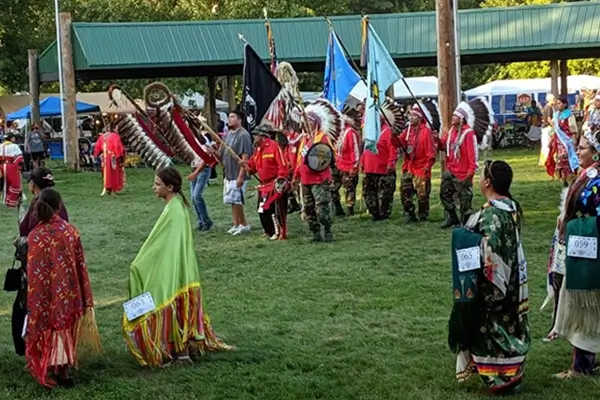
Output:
top-left (323, 30), bottom-right (362, 111)
top-left (363, 24), bottom-right (402, 152)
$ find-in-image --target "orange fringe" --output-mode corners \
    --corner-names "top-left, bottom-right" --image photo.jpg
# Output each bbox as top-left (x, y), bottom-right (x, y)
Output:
top-left (122, 285), bottom-right (231, 367)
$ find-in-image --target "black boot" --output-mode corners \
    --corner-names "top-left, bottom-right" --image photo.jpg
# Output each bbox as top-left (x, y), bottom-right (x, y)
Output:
top-left (440, 210), bottom-right (459, 229)
top-left (288, 198), bottom-right (301, 214)
top-left (347, 206), bottom-right (354, 216)
top-left (323, 227), bottom-right (333, 242)
top-left (372, 213), bottom-right (382, 221)
top-left (404, 211), bottom-right (417, 223)
top-left (311, 231), bottom-right (323, 242)
top-left (334, 201), bottom-right (346, 217)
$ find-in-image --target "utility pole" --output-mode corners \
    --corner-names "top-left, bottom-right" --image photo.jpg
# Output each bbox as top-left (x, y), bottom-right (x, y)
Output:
top-left (436, 0), bottom-right (459, 135)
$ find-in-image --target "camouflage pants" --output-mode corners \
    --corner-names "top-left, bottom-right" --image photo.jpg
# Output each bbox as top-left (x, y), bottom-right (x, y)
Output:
top-left (331, 164), bottom-right (342, 204)
top-left (340, 171), bottom-right (359, 207)
top-left (302, 181), bottom-right (332, 233)
top-left (400, 172), bottom-right (431, 219)
top-left (440, 171), bottom-right (473, 218)
top-left (363, 172), bottom-right (396, 218)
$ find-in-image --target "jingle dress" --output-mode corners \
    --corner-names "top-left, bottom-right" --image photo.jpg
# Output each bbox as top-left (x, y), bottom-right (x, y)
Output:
top-left (26, 215), bottom-right (101, 387)
top-left (548, 163), bottom-right (600, 374)
top-left (122, 195), bottom-right (230, 367)
top-left (449, 199), bottom-right (530, 393)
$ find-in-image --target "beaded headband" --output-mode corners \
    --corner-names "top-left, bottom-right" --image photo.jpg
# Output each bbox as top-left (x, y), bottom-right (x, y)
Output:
top-left (585, 130), bottom-right (600, 152)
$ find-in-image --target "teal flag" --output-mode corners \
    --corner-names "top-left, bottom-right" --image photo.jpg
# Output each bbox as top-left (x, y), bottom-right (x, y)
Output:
top-left (363, 24), bottom-right (402, 152)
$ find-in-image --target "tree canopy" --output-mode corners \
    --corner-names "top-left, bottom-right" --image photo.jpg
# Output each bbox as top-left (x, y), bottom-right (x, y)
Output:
top-left (0, 0), bottom-right (596, 96)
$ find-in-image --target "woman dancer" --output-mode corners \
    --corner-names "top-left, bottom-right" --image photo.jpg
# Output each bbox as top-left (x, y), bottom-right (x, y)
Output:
top-left (26, 188), bottom-right (101, 388)
top-left (547, 129), bottom-right (600, 379)
top-left (123, 167), bottom-right (230, 367)
top-left (449, 160), bottom-right (530, 394)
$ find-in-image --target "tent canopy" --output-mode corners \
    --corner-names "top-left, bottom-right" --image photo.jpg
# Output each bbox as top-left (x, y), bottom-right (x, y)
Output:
top-left (350, 76), bottom-right (440, 101)
top-left (7, 96), bottom-right (100, 121)
top-left (465, 75), bottom-right (600, 97)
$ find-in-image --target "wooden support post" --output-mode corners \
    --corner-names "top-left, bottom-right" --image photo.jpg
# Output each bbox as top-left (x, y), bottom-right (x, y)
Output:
top-left (205, 76), bottom-right (217, 131)
top-left (226, 76), bottom-right (236, 111)
top-left (28, 50), bottom-right (40, 126)
top-left (436, 0), bottom-right (458, 135)
top-left (60, 12), bottom-right (79, 171)
top-left (550, 60), bottom-right (559, 96)
top-left (559, 60), bottom-right (569, 97)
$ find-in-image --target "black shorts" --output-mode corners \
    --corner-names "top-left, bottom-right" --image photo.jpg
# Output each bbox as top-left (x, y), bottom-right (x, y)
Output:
top-left (30, 152), bottom-right (45, 162)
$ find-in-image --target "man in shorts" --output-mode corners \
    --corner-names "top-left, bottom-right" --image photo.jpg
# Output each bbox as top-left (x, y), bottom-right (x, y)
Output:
top-left (221, 111), bottom-right (253, 235)
top-left (26, 123), bottom-right (46, 169)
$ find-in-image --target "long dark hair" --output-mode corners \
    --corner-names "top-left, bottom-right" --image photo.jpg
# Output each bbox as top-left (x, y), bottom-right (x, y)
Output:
top-left (483, 160), bottom-right (523, 226)
top-left (35, 188), bottom-right (62, 223)
top-left (156, 166), bottom-right (190, 207)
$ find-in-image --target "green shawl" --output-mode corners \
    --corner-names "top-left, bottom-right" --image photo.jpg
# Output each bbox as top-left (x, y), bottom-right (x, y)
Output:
top-left (127, 195), bottom-right (201, 304)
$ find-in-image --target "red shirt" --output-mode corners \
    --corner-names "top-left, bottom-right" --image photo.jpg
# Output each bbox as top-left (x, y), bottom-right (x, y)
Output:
top-left (361, 123), bottom-right (398, 175)
top-left (247, 138), bottom-right (288, 193)
top-left (336, 124), bottom-right (361, 172)
top-left (294, 132), bottom-right (332, 185)
top-left (395, 122), bottom-right (437, 179)
top-left (440, 125), bottom-right (478, 181)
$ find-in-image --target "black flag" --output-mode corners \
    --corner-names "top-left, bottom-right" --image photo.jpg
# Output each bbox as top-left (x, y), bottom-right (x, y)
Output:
top-left (242, 43), bottom-right (282, 131)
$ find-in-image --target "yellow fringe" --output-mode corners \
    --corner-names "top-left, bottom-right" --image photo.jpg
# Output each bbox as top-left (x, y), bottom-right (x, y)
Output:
top-left (122, 283), bottom-right (230, 367)
top-left (77, 307), bottom-right (103, 358)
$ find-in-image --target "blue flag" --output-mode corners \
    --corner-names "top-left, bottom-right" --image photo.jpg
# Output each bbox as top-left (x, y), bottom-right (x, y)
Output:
top-left (363, 23), bottom-right (402, 152)
top-left (323, 30), bottom-right (361, 111)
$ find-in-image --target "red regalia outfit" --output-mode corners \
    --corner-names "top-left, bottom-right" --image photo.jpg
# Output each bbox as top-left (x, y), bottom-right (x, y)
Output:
top-left (439, 109), bottom-right (479, 227)
top-left (0, 139), bottom-right (24, 208)
top-left (94, 131), bottom-right (125, 195)
top-left (394, 104), bottom-right (437, 221)
top-left (247, 132), bottom-right (290, 239)
top-left (545, 108), bottom-right (578, 182)
top-left (335, 120), bottom-right (361, 214)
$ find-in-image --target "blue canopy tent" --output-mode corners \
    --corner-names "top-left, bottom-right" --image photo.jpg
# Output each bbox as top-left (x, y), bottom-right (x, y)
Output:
top-left (6, 96), bottom-right (100, 120)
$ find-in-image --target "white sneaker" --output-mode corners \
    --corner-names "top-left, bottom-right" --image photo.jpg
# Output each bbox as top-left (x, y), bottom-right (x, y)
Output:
top-left (232, 225), bottom-right (250, 236)
top-left (227, 225), bottom-right (239, 234)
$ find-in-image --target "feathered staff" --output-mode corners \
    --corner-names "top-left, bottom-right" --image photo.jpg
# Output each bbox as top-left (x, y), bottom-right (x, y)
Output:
top-left (263, 8), bottom-right (278, 76)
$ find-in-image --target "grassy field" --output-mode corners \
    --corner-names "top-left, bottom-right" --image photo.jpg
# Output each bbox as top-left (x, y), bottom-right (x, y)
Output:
top-left (0, 149), bottom-right (599, 399)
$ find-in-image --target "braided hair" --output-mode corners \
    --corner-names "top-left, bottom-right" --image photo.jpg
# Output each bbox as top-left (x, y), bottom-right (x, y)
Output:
top-left (35, 188), bottom-right (62, 223)
top-left (156, 166), bottom-right (190, 207)
top-left (483, 160), bottom-right (523, 227)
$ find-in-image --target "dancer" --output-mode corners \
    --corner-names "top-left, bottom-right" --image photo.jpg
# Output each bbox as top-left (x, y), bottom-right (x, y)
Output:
top-left (335, 114), bottom-right (361, 216)
top-left (0, 132), bottom-right (24, 208)
top-left (539, 94), bottom-right (556, 167)
top-left (293, 100), bottom-right (341, 242)
top-left (546, 96), bottom-right (579, 186)
top-left (245, 124), bottom-right (290, 240)
top-left (440, 99), bottom-right (494, 228)
top-left (123, 167), bottom-right (230, 367)
top-left (26, 188), bottom-right (101, 388)
top-left (93, 125), bottom-right (125, 196)
top-left (449, 160), bottom-right (530, 394)
top-left (544, 129), bottom-right (600, 379)
top-left (395, 104), bottom-right (437, 223)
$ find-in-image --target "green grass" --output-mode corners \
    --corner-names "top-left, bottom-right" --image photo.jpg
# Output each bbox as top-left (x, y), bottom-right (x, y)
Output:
top-left (0, 149), bottom-right (599, 399)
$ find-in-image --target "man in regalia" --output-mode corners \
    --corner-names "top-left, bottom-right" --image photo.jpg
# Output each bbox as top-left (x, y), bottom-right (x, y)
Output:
top-left (94, 125), bottom-right (125, 196)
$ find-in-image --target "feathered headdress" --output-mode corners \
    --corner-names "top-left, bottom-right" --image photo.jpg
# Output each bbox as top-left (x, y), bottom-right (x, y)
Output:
top-left (341, 103), bottom-right (362, 131)
top-left (276, 62), bottom-right (300, 99)
top-left (305, 99), bottom-right (343, 144)
top-left (381, 98), bottom-right (406, 134)
top-left (454, 97), bottom-right (494, 150)
top-left (419, 99), bottom-right (441, 132)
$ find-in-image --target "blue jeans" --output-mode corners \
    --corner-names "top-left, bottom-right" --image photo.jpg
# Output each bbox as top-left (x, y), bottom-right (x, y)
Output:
top-left (190, 166), bottom-right (212, 228)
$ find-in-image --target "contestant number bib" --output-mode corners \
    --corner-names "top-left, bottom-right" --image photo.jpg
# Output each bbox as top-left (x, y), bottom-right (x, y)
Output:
top-left (124, 292), bottom-right (156, 321)
top-left (567, 235), bottom-right (598, 260)
top-left (456, 246), bottom-right (481, 272)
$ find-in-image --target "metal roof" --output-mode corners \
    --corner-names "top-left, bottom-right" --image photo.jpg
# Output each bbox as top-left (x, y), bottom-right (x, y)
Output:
top-left (37, 1), bottom-right (600, 82)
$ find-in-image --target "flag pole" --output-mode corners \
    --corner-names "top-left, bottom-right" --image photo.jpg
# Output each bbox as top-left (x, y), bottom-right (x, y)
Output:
top-left (326, 17), bottom-right (433, 131)
top-left (54, 0), bottom-right (67, 163)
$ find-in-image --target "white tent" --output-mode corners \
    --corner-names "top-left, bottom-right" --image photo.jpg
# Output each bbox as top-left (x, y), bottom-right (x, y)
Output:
top-left (349, 76), bottom-right (440, 101)
top-left (179, 93), bottom-right (229, 110)
top-left (465, 75), bottom-right (600, 98)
